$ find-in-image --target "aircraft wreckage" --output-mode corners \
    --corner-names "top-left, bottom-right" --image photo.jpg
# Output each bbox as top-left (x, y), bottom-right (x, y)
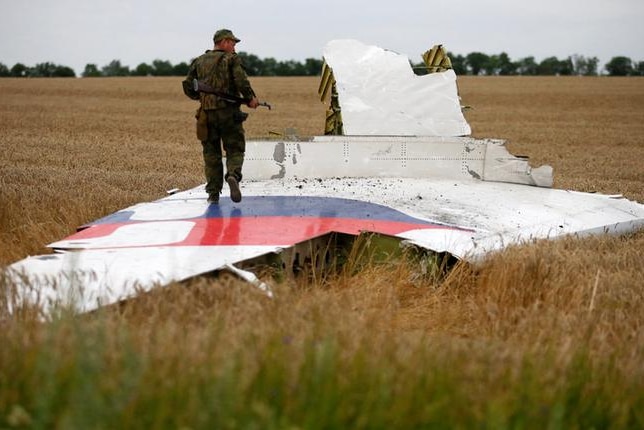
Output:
top-left (6, 39), bottom-right (644, 315)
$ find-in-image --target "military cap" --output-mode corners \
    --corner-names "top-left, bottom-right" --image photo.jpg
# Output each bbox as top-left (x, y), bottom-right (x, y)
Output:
top-left (214, 29), bottom-right (241, 43)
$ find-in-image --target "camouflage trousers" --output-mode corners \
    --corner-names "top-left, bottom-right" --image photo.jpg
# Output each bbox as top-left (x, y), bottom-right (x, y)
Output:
top-left (201, 107), bottom-right (246, 197)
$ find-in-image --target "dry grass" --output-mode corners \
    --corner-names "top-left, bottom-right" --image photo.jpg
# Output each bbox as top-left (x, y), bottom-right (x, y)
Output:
top-left (460, 76), bottom-right (644, 198)
top-left (1, 76), bottom-right (643, 427)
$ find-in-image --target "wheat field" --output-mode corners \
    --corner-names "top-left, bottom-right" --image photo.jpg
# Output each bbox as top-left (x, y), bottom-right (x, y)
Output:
top-left (1, 76), bottom-right (643, 428)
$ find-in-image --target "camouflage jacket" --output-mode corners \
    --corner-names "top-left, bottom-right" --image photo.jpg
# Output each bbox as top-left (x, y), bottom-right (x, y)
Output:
top-left (183, 49), bottom-right (256, 110)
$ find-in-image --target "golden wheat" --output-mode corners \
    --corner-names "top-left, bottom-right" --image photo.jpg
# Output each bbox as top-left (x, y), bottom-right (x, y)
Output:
top-left (1, 76), bottom-right (643, 392)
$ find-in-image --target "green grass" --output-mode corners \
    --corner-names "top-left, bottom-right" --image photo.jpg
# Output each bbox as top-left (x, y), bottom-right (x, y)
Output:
top-left (2, 245), bottom-right (643, 429)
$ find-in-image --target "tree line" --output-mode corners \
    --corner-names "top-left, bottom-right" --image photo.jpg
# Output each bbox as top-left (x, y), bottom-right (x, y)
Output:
top-left (1, 52), bottom-right (642, 78)
top-left (426, 53), bottom-right (644, 77)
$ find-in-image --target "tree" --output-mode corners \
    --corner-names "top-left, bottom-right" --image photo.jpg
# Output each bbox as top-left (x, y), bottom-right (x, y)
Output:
top-left (25, 62), bottom-right (75, 77)
top-left (450, 54), bottom-right (467, 75)
top-left (481, 53), bottom-right (517, 76)
top-left (52, 65), bottom-right (75, 77)
top-left (571, 54), bottom-right (599, 76)
top-left (635, 61), bottom-right (644, 77)
top-left (558, 57), bottom-right (574, 76)
top-left (308, 58), bottom-right (325, 76)
top-left (152, 59), bottom-right (173, 76)
top-left (304, 58), bottom-right (323, 76)
top-left (237, 52), bottom-right (263, 76)
top-left (586, 57), bottom-right (600, 76)
top-left (172, 62), bottom-right (189, 76)
top-left (536, 56), bottom-right (561, 75)
top-left (10, 63), bottom-right (29, 77)
top-left (11, 50), bottom-right (637, 79)
top-left (29, 62), bottom-right (57, 77)
top-left (130, 62), bottom-right (153, 76)
top-left (274, 60), bottom-right (305, 76)
top-left (483, 54), bottom-right (500, 75)
top-left (497, 52), bottom-right (517, 75)
top-left (516, 57), bottom-right (537, 75)
top-left (465, 52), bottom-right (489, 75)
top-left (101, 60), bottom-right (129, 76)
top-left (82, 63), bottom-right (102, 77)
top-left (261, 57), bottom-right (278, 76)
top-left (605, 56), bottom-right (634, 76)
top-left (0, 62), bottom-right (9, 77)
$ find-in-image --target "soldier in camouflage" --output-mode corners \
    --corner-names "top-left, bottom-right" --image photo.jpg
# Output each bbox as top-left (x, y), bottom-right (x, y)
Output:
top-left (183, 29), bottom-right (259, 203)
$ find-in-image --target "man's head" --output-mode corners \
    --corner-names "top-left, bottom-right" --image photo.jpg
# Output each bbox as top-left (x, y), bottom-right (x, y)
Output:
top-left (214, 29), bottom-right (240, 43)
top-left (213, 29), bottom-right (240, 53)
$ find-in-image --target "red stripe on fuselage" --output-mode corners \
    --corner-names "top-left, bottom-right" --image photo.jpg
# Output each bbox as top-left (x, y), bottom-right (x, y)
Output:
top-left (61, 216), bottom-right (452, 248)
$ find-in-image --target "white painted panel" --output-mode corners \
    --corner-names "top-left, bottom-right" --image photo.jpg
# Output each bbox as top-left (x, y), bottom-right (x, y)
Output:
top-left (50, 221), bottom-right (195, 249)
top-left (7, 245), bottom-right (280, 315)
top-left (322, 39), bottom-right (471, 136)
top-left (244, 137), bottom-right (551, 186)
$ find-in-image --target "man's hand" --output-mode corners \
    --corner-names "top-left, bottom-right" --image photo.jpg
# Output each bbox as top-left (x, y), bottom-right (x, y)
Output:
top-left (247, 97), bottom-right (260, 109)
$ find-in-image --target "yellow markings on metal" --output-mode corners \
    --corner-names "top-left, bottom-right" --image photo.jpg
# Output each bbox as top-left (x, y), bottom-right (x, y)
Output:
top-left (422, 44), bottom-right (469, 111)
top-left (422, 45), bottom-right (453, 73)
top-left (318, 62), bottom-right (335, 102)
top-left (318, 60), bottom-right (343, 135)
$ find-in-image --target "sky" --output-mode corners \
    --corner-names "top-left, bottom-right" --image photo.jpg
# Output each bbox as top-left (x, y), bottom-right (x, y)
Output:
top-left (1, 0), bottom-right (643, 75)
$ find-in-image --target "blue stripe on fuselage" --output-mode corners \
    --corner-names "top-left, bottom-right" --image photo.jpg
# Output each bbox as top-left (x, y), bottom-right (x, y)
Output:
top-left (84, 196), bottom-right (446, 228)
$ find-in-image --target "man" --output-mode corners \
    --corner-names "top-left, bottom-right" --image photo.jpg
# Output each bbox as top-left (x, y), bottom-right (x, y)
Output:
top-left (183, 29), bottom-right (259, 203)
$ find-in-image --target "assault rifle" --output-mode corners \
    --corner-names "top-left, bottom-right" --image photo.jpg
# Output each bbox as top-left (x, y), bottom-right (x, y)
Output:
top-left (192, 79), bottom-right (272, 110)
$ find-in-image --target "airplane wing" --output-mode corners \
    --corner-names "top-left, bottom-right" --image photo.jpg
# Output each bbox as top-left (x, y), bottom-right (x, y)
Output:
top-left (5, 40), bottom-right (644, 316)
top-left (7, 136), bottom-right (643, 315)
